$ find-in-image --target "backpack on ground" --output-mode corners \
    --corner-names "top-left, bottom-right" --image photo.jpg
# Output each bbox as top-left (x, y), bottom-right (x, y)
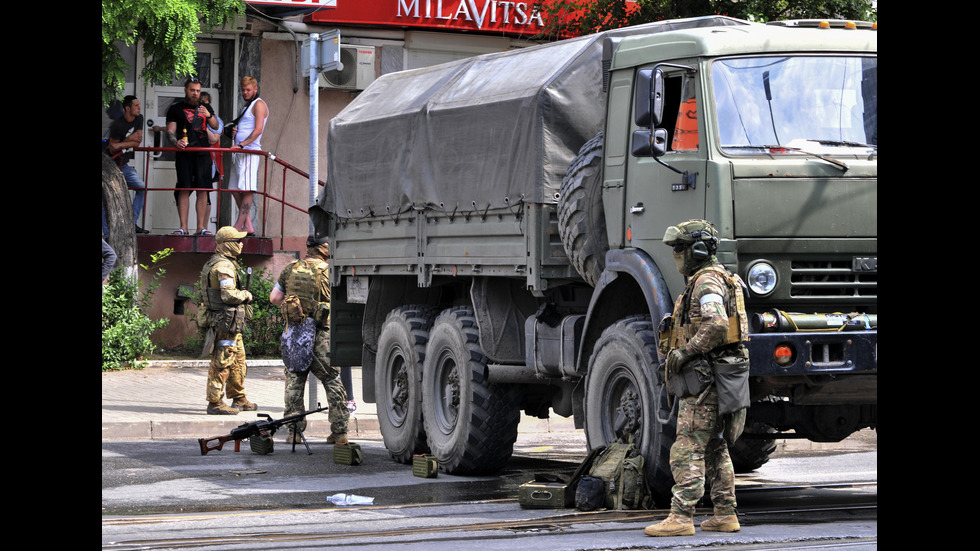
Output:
top-left (576, 434), bottom-right (652, 510)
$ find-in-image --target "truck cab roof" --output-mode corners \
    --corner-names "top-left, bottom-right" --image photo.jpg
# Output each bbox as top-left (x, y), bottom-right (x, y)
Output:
top-left (610, 21), bottom-right (877, 71)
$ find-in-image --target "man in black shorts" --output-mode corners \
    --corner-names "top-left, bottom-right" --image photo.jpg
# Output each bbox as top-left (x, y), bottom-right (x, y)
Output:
top-left (166, 77), bottom-right (219, 235)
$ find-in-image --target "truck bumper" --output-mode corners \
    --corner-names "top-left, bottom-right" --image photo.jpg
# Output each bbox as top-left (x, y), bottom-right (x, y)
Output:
top-left (746, 330), bottom-right (877, 377)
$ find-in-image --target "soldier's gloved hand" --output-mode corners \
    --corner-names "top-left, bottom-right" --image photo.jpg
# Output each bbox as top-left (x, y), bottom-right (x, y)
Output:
top-left (244, 291), bottom-right (253, 303)
top-left (666, 347), bottom-right (692, 374)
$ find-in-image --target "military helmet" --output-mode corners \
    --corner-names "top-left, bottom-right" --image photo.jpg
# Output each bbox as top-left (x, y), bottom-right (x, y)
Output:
top-left (664, 219), bottom-right (719, 267)
top-left (664, 219), bottom-right (718, 249)
top-left (215, 226), bottom-right (248, 244)
top-left (306, 233), bottom-right (329, 248)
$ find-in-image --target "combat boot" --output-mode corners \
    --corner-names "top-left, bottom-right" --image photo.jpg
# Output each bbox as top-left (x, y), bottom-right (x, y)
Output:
top-left (644, 513), bottom-right (695, 537)
top-left (327, 432), bottom-right (349, 445)
top-left (206, 402), bottom-right (239, 415)
top-left (232, 397), bottom-right (257, 411)
top-left (701, 514), bottom-right (740, 532)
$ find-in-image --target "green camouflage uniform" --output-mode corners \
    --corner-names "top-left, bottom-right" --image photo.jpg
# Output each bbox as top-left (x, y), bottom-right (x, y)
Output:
top-left (668, 260), bottom-right (741, 517)
top-left (277, 258), bottom-right (349, 435)
top-left (202, 253), bottom-right (251, 403)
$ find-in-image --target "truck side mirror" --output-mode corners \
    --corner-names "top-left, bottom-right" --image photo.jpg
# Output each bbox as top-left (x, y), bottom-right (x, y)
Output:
top-left (634, 68), bottom-right (665, 128)
top-left (631, 128), bottom-right (668, 157)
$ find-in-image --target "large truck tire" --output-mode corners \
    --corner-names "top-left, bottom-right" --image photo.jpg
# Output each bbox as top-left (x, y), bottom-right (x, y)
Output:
top-left (729, 423), bottom-right (778, 473)
top-left (422, 306), bottom-right (521, 474)
top-left (584, 315), bottom-right (676, 504)
top-left (558, 132), bottom-right (607, 287)
top-left (376, 305), bottom-right (438, 464)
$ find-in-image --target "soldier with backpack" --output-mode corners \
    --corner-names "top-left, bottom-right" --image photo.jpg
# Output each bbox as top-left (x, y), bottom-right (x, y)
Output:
top-left (270, 235), bottom-right (349, 445)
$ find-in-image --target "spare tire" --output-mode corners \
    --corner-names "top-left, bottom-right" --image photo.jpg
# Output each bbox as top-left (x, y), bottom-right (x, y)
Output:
top-left (558, 133), bottom-right (607, 287)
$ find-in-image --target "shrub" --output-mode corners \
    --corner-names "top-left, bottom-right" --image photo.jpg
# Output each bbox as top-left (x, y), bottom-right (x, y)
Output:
top-left (102, 249), bottom-right (172, 371)
top-left (240, 266), bottom-right (284, 357)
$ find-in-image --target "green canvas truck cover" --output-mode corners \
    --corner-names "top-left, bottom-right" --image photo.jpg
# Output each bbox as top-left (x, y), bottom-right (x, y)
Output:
top-left (321, 16), bottom-right (747, 218)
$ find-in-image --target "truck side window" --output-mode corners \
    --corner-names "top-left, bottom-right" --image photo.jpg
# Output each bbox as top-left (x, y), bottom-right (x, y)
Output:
top-left (671, 77), bottom-right (698, 151)
top-left (657, 74), bottom-right (697, 152)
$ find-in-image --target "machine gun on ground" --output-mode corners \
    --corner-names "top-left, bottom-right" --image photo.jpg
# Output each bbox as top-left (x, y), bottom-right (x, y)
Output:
top-left (198, 403), bottom-right (328, 455)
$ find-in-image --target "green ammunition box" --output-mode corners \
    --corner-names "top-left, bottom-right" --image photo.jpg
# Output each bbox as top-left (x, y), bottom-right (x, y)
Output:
top-left (519, 481), bottom-right (574, 508)
top-left (520, 446), bottom-right (604, 509)
top-left (413, 454), bottom-right (438, 478)
top-left (249, 435), bottom-right (274, 455)
top-left (333, 442), bottom-right (363, 465)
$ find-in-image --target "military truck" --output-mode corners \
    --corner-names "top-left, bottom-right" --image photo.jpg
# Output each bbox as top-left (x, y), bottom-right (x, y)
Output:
top-left (312, 16), bottom-right (877, 500)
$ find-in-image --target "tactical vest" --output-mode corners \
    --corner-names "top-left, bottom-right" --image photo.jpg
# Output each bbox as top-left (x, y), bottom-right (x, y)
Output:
top-left (198, 255), bottom-right (250, 334)
top-left (283, 258), bottom-right (330, 328)
top-left (200, 255), bottom-right (236, 312)
top-left (668, 265), bottom-right (749, 354)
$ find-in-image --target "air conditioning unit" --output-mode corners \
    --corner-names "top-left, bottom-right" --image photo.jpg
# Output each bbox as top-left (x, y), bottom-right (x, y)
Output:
top-left (319, 45), bottom-right (376, 91)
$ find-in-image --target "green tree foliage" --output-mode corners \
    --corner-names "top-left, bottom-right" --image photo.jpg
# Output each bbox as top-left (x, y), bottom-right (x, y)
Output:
top-left (102, 0), bottom-right (244, 106)
top-left (102, 249), bottom-right (173, 371)
top-left (239, 266), bottom-right (285, 357)
top-left (534, 0), bottom-right (876, 37)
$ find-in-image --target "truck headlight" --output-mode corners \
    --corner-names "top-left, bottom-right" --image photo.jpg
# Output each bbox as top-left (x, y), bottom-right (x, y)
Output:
top-left (747, 262), bottom-right (777, 296)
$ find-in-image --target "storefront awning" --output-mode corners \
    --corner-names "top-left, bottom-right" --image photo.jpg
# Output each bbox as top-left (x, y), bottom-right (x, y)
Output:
top-left (246, 0), bottom-right (336, 19)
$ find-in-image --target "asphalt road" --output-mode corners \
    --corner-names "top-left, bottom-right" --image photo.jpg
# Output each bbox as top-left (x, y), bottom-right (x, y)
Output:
top-left (102, 431), bottom-right (877, 550)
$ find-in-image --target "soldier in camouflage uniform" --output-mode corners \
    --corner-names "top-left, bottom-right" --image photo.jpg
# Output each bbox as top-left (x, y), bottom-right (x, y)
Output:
top-left (270, 235), bottom-right (350, 444)
top-left (645, 220), bottom-right (747, 537)
top-left (201, 226), bottom-right (256, 415)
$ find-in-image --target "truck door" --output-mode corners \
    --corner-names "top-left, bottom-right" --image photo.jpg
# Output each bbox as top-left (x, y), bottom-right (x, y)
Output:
top-left (625, 65), bottom-right (707, 277)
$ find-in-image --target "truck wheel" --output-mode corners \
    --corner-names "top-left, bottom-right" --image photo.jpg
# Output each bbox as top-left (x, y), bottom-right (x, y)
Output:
top-left (376, 305), bottom-right (438, 464)
top-left (584, 315), bottom-right (675, 503)
top-left (422, 306), bottom-right (520, 474)
top-left (558, 132), bottom-right (607, 287)
top-left (729, 423), bottom-right (778, 473)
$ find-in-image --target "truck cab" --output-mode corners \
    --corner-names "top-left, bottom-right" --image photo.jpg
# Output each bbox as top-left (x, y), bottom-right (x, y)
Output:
top-left (579, 23), bottom-right (876, 476)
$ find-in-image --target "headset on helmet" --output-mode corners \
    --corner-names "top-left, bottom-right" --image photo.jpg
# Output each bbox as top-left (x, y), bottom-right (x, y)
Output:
top-left (689, 227), bottom-right (718, 260)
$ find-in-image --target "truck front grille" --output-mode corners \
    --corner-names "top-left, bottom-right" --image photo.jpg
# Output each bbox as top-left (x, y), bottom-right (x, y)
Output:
top-left (790, 260), bottom-right (877, 299)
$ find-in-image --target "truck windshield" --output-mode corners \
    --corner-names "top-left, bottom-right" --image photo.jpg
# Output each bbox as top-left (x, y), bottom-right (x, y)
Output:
top-left (712, 56), bottom-right (877, 152)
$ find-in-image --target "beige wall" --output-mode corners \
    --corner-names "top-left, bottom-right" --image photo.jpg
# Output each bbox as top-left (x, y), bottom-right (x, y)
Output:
top-left (251, 37), bottom-right (354, 252)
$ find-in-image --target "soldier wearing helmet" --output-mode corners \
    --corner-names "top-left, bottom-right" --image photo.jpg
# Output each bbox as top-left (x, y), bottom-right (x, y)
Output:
top-left (200, 226), bottom-right (256, 415)
top-left (270, 235), bottom-right (350, 446)
top-left (645, 219), bottom-right (749, 537)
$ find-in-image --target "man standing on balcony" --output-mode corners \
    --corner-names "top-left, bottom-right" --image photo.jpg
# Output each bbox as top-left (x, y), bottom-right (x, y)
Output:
top-left (230, 76), bottom-right (268, 236)
top-left (167, 77), bottom-right (219, 236)
top-left (106, 95), bottom-right (149, 234)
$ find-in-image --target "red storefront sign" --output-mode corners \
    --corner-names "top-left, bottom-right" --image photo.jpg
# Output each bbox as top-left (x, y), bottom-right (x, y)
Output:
top-left (308, 1), bottom-right (550, 36)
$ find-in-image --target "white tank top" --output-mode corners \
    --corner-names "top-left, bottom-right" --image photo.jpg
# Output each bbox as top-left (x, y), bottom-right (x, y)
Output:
top-left (235, 98), bottom-right (268, 150)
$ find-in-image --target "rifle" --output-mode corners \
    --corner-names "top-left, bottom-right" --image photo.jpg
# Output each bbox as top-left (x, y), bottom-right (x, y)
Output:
top-left (198, 403), bottom-right (329, 456)
top-left (238, 266), bottom-right (252, 293)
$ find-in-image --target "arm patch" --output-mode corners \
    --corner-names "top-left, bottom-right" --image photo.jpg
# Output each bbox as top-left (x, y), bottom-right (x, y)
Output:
top-left (700, 293), bottom-right (724, 308)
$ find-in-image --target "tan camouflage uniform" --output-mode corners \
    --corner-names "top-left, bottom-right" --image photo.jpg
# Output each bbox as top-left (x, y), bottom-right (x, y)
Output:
top-left (667, 262), bottom-right (740, 517)
top-left (203, 252), bottom-right (251, 404)
top-left (277, 258), bottom-right (349, 435)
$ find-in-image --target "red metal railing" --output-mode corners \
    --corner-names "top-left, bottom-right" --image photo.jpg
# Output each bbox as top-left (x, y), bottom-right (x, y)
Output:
top-left (125, 145), bottom-right (325, 250)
